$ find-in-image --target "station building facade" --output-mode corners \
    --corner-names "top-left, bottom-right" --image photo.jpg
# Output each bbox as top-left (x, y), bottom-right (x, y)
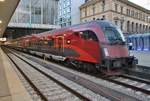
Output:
top-left (80, 0), bottom-right (150, 34)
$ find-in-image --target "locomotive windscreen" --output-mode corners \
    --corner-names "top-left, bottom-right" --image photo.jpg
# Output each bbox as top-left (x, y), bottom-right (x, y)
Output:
top-left (99, 21), bottom-right (125, 44)
top-left (103, 27), bottom-right (125, 44)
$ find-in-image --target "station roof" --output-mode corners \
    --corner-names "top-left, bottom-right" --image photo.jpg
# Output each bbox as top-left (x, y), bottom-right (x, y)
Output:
top-left (0, 0), bottom-right (20, 37)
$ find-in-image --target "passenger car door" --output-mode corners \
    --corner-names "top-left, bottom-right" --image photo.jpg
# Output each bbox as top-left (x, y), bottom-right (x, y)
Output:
top-left (56, 36), bottom-right (64, 55)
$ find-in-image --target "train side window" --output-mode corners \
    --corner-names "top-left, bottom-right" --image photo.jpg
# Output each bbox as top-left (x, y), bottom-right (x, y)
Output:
top-left (29, 42), bottom-right (31, 47)
top-left (48, 39), bottom-right (54, 47)
top-left (127, 38), bottom-right (131, 43)
top-left (74, 32), bottom-right (80, 36)
top-left (81, 30), bottom-right (98, 42)
top-left (144, 37), bottom-right (149, 49)
top-left (133, 38), bottom-right (137, 50)
top-left (138, 37), bottom-right (143, 50)
top-left (43, 40), bottom-right (48, 45)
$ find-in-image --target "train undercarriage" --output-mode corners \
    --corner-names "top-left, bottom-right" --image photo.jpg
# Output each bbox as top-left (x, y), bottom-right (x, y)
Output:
top-left (8, 46), bottom-right (138, 76)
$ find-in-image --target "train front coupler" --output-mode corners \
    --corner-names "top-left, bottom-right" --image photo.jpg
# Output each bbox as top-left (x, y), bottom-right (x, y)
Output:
top-left (126, 56), bottom-right (138, 68)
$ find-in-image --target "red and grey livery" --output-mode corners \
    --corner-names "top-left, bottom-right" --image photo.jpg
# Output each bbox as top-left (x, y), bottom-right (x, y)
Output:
top-left (8, 20), bottom-right (137, 75)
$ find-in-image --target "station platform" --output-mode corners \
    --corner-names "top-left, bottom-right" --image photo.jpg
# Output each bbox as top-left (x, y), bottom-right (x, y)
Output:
top-left (130, 51), bottom-right (150, 67)
top-left (0, 47), bottom-right (32, 101)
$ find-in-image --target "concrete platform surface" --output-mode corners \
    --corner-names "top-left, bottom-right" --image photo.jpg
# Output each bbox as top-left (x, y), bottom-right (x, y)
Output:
top-left (0, 47), bottom-right (33, 101)
top-left (130, 51), bottom-right (150, 67)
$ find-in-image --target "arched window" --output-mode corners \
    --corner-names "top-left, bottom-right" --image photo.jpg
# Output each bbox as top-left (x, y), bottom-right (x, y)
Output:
top-left (146, 26), bottom-right (148, 33)
top-left (127, 21), bottom-right (130, 33)
top-left (131, 22), bottom-right (134, 33)
top-left (120, 21), bottom-right (123, 30)
top-left (143, 25), bottom-right (145, 33)
top-left (139, 24), bottom-right (142, 33)
top-left (135, 23), bottom-right (138, 33)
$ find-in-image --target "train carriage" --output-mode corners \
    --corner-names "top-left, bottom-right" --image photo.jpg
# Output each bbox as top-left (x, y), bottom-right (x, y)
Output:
top-left (8, 20), bottom-right (137, 75)
top-left (143, 34), bottom-right (150, 51)
top-left (127, 33), bottom-right (150, 51)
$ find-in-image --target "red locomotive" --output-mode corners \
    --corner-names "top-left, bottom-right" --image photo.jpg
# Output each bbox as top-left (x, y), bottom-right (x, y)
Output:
top-left (8, 20), bottom-right (137, 75)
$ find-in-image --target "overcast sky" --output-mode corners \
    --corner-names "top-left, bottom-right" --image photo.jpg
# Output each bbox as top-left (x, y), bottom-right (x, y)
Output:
top-left (129, 0), bottom-right (150, 10)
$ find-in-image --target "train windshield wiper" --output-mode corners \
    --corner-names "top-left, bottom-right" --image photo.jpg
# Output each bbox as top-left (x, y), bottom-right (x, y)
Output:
top-left (111, 38), bottom-right (125, 45)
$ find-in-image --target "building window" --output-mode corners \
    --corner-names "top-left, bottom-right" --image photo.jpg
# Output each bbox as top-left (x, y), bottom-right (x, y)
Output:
top-left (102, 0), bottom-right (105, 12)
top-left (85, 9), bottom-right (87, 17)
top-left (146, 26), bottom-right (148, 32)
top-left (92, 4), bottom-right (96, 14)
top-left (146, 16), bottom-right (149, 22)
top-left (63, 23), bottom-right (66, 27)
top-left (126, 9), bottom-right (131, 16)
top-left (115, 21), bottom-right (118, 26)
top-left (102, 0), bottom-right (105, 5)
top-left (127, 21), bottom-right (130, 32)
top-left (102, 15), bottom-right (105, 20)
top-left (137, 13), bottom-right (139, 19)
top-left (60, 24), bottom-right (63, 27)
top-left (82, 8), bottom-right (87, 17)
top-left (143, 14), bottom-right (145, 21)
top-left (139, 24), bottom-right (142, 32)
top-left (115, 4), bottom-right (118, 12)
top-left (126, 9), bottom-right (128, 15)
top-left (139, 13), bottom-right (142, 20)
top-left (68, 21), bottom-right (71, 26)
top-left (135, 12), bottom-right (138, 18)
top-left (34, 7), bottom-right (41, 15)
top-left (132, 10), bottom-right (135, 17)
top-left (131, 22), bottom-right (134, 32)
top-left (135, 23), bottom-right (138, 33)
top-left (143, 25), bottom-right (145, 32)
top-left (128, 9), bottom-right (130, 16)
top-left (120, 21), bottom-right (123, 30)
top-left (121, 6), bottom-right (123, 14)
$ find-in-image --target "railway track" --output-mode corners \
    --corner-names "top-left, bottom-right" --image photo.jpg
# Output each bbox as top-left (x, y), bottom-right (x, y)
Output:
top-left (4, 49), bottom-right (91, 101)
top-left (25, 49), bottom-right (150, 96)
top-left (105, 75), bottom-right (150, 95)
top-left (119, 74), bottom-right (150, 85)
top-left (123, 67), bottom-right (150, 80)
top-left (138, 65), bottom-right (150, 71)
top-left (4, 47), bottom-right (149, 101)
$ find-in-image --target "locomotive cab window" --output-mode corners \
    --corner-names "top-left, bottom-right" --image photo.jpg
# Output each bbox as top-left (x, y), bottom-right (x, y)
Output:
top-left (80, 30), bottom-right (98, 42)
top-left (103, 27), bottom-right (125, 44)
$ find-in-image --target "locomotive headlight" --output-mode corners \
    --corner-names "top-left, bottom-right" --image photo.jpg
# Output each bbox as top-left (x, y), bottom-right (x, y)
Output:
top-left (103, 48), bottom-right (109, 56)
top-left (66, 40), bottom-right (71, 44)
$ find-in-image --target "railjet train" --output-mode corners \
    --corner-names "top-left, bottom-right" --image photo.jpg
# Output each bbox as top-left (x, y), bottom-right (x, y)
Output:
top-left (8, 20), bottom-right (137, 75)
